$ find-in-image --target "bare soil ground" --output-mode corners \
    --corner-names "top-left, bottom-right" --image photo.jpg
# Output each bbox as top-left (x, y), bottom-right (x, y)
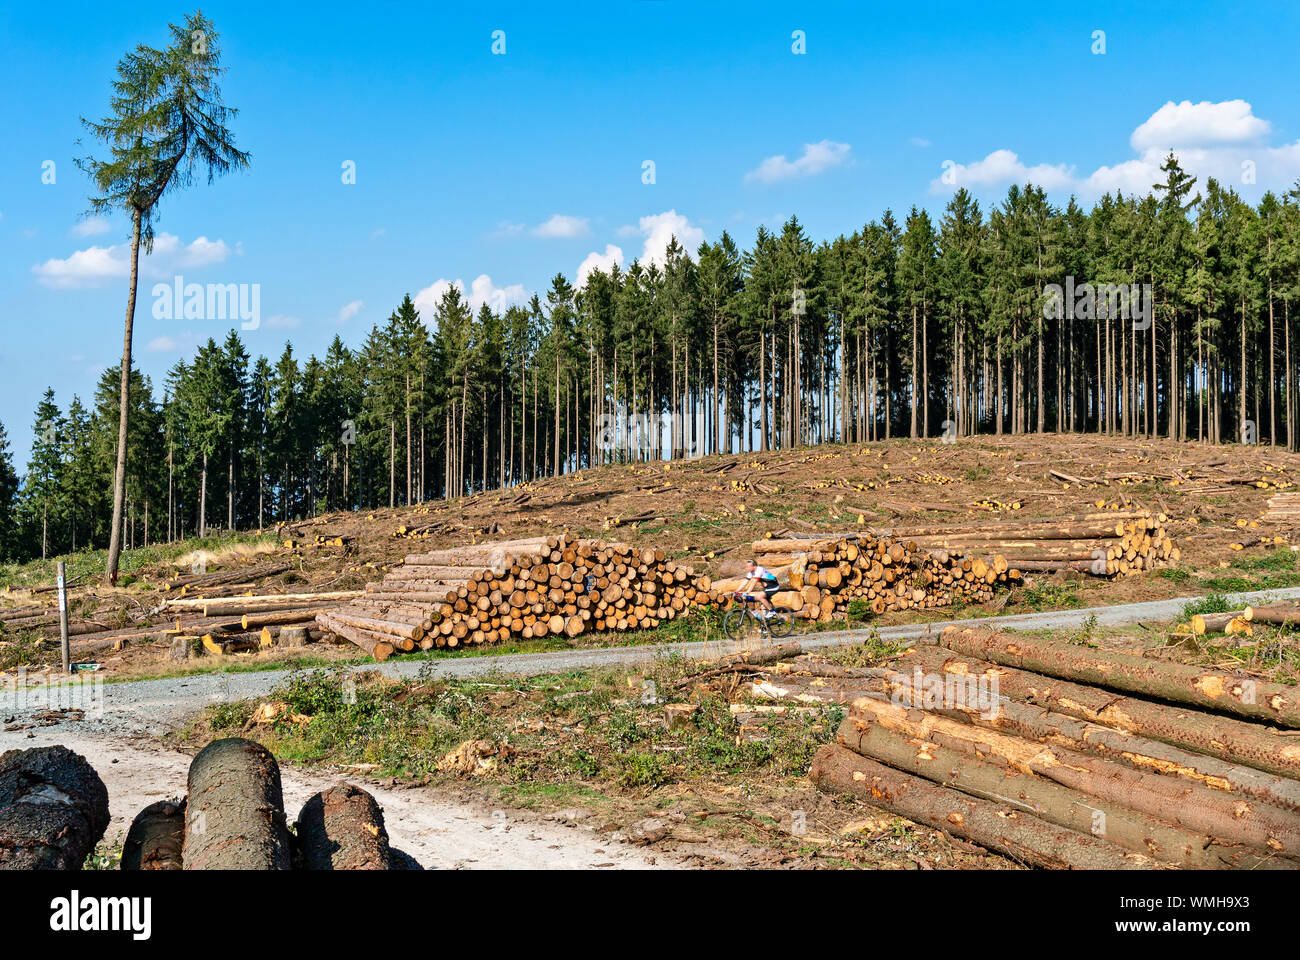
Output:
top-left (4, 434), bottom-right (1299, 678)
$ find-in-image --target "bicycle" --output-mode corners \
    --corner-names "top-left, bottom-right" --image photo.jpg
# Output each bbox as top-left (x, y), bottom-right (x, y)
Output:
top-left (723, 590), bottom-right (794, 642)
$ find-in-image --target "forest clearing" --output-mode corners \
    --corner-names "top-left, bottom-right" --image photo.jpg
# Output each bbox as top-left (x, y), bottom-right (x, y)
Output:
top-left (3, 431), bottom-right (1300, 871)
top-left (1, 432), bottom-right (1298, 676)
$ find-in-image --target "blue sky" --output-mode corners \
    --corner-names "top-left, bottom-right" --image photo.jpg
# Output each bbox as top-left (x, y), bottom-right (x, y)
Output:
top-left (2, 1), bottom-right (1299, 466)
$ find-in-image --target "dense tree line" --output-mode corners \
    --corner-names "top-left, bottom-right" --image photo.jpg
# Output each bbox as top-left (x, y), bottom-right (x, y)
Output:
top-left (4, 157), bottom-right (1300, 563)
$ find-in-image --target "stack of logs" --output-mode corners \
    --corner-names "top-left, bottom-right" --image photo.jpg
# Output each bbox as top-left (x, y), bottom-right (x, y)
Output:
top-left (1262, 493), bottom-right (1300, 525)
top-left (762, 626), bottom-right (1300, 869)
top-left (317, 534), bottom-right (716, 660)
top-left (162, 588), bottom-right (362, 656)
top-left (713, 534), bottom-right (1022, 621)
top-left (876, 510), bottom-right (1177, 578)
top-left (0, 559), bottom-right (358, 662)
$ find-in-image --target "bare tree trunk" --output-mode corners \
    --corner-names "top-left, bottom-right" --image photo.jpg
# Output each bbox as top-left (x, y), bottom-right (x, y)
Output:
top-left (105, 208), bottom-right (142, 584)
top-left (198, 451), bottom-right (208, 538)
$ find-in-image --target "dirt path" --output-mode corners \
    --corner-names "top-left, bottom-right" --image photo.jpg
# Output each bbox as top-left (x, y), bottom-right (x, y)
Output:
top-left (7, 728), bottom-right (685, 870)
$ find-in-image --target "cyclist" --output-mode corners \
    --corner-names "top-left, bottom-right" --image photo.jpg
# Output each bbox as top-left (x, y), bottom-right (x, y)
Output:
top-left (740, 559), bottom-right (780, 618)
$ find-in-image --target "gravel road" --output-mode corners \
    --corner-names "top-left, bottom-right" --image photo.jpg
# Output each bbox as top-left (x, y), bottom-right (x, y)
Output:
top-left (4, 584), bottom-right (1296, 736)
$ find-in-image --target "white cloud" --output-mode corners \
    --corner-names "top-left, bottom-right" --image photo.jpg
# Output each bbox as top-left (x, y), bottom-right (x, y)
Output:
top-left (71, 217), bottom-right (111, 238)
top-left (31, 245), bottom-right (124, 288)
top-left (533, 214), bottom-right (590, 239)
top-left (908, 137), bottom-right (932, 149)
top-left (336, 299), bottom-right (364, 324)
top-left (146, 332), bottom-right (201, 354)
top-left (413, 274), bottom-right (529, 320)
top-left (931, 149), bottom-right (1076, 193)
top-left (1131, 99), bottom-right (1270, 152)
top-left (265, 314), bottom-right (301, 330)
top-left (32, 233), bottom-right (235, 289)
top-left (745, 140), bottom-right (852, 184)
top-left (576, 210), bottom-right (704, 286)
top-left (930, 100), bottom-right (1300, 199)
top-left (577, 244), bottom-right (624, 286)
top-left (633, 210), bottom-right (705, 266)
top-left (468, 274), bottom-right (527, 312)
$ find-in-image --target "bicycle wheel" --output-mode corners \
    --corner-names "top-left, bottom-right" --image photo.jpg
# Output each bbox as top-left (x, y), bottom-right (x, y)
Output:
top-left (723, 607), bottom-right (760, 643)
top-left (765, 608), bottom-right (795, 638)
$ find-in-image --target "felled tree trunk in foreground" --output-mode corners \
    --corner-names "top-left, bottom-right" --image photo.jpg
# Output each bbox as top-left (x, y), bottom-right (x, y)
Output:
top-left (294, 784), bottom-right (391, 870)
top-left (848, 696), bottom-right (1300, 857)
top-left (890, 648), bottom-right (1300, 813)
top-left (903, 646), bottom-right (1300, 781)
top-left (934, 626), bottom-right (1300, 728)
top-left (0, 746), bottom-right (110, 870)
top-left (183, 738), bottom-right (290, 870)
top-left (809, 744), bottom-right (1159, 870)
top-left (121, 799), bottom-right (186, 870)
top-left (836, 716), bottom-right (1289, 870)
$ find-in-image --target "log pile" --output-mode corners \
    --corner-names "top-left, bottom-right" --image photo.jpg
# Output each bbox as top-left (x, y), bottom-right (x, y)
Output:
top-left (875, 510), bottom-right (1178, 577)
top-left (1262, 493), bottom-right (1300, 525)
top-left (712, 533), bottom-right (1022, 621)
top-left (162, 560), bottom-right (293, 594)
top-left (318, 534), bottom-right (717, 658)
top-left (0, 557), bottom-right (355, 663)
top-left (157, 589), bottom-right (360, 657)
top-left (782, 626), bottom-right (1300, 869)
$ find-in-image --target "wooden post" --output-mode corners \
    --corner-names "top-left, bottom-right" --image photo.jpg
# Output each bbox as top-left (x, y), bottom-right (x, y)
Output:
top-left (57, 561), bottom-right (70, 674)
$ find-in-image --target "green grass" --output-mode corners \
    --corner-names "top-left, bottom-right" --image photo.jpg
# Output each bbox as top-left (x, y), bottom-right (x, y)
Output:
top-left (1192, 547), bottom-right (1300, 593)
top-left (195, 657), bottom-right (843, 791)
top-left (1232, 548), bottom-right (1300, 572)
top-left (1182, 593), bottom-right (1233, 619)
top-left (1200, 572), bottom-right (1300, 592)
top-left (84, 841), bottom-right (123, 870)
top-left (1020, 581), bottom-right (1082, 610)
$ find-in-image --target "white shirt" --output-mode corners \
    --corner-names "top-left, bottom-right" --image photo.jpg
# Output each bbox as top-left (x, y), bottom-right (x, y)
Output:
top-left (750, 565), bottom-right (778, 582)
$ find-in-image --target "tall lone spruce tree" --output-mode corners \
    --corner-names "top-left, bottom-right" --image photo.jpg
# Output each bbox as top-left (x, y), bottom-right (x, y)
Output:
top-left (79, 11), bottom-right (249, 583)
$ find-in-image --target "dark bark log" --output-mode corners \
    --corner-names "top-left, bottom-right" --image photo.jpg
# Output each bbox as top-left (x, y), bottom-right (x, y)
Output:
top-left (293, 783), bottom-right (391, 870)
top-left (809, 744), bottom-right (1159, 869)
top-left (183, 738), bottom-right (290, 870)
top-left (121, 799), bottom-right (185, 870)
top-left (934, 626), bottom-right (1300, 728)
top-left (0, 746), bottom-right (109, 870)
top-left (388, 847), bottom-right (424, 870)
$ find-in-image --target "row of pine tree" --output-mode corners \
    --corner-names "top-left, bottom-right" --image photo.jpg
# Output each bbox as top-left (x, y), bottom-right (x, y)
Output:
top-left (4, 158), bottom-right (1300, 563)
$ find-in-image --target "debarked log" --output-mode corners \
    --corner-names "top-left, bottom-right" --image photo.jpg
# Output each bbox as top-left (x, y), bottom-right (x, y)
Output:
top-left (933, 626), bottom-right (1300, 728)
top-left (808, 744), bottom-right (1160, 869)
top-left (836, 715), bottom-right (1289, 870)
